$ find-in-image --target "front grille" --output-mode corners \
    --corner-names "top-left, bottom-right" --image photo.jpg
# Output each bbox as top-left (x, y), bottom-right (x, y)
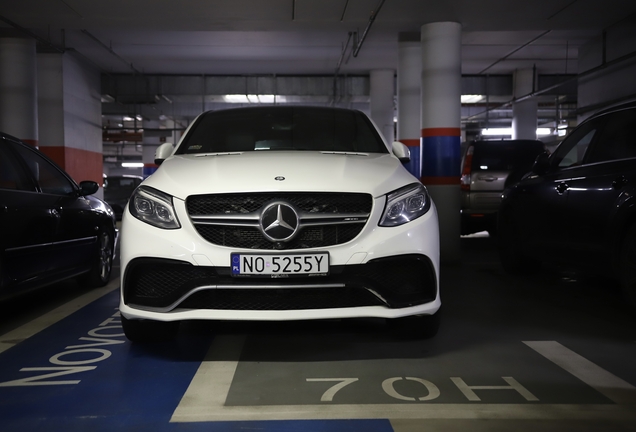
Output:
top-left (186, 192), bottom-right (372, 250)
top-left (179, 287), bottom-right (383, 310)
top-left (187, 192), bottom-right (372, 215)
top-left (123, 255), bottom-right (437, 312)
top-left (194, 224), bottom-right (363, 250)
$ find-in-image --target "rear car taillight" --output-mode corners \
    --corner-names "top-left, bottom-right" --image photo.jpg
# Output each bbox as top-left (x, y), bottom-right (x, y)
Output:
top-left (460, 145), bottom-right (473, 191)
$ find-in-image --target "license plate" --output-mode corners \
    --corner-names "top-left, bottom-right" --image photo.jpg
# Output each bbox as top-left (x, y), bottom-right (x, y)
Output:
top-left (231, 252), bottom-right (329, 277)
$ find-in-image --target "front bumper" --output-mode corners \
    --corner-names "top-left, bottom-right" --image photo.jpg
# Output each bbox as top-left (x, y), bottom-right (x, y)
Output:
top-left (119, 195), bottom-right (440, 322)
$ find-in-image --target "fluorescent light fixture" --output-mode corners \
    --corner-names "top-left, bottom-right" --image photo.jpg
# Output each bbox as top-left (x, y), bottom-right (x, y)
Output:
top-left (258, 95), bottom-right (276, 103)
top-left (223, 94), bottom-right (249, 103)
top-left (461, 95), bottom-right (484, 103)
top-left (482, 128), bottom-right (512, 136)
top-left (123, 116), bottom-right (134, 121)
top-left (223, 94), bottom-right (278, 103)
top-left (122, 162), bottom-right (144, 168)
top-left (481, 128), bottom-right (554, 137)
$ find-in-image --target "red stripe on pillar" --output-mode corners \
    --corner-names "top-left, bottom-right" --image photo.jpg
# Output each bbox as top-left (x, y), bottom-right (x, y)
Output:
top-left (21, 139), bottom-right (38, 148)
top-left (399, 139), bottom-right (420, 148)
top-left (38, 146), bottom-right (103, 184)
top-left (421, 128), bottom-right (461, 137)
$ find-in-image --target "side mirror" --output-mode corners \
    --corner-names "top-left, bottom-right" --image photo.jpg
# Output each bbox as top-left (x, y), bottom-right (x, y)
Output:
top-left (391, 141), bottom-right (411, 163)
top-left (531, 151), bottom-right (550, 175)
top-left (78, 180), bottom-right (99, 196)
top-left (155, 142), bottom-right (175, 166)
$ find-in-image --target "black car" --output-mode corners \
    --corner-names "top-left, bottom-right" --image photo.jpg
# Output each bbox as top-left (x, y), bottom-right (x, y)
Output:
top-left (103, 174), bottom-right (143, 220)
top-left (0, 132), bottom-right (116, 300)
top-left (497, 102), bottom-right (636, 309)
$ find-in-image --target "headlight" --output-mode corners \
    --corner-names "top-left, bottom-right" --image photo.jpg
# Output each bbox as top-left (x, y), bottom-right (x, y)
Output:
top-left (379, 183), bottom-right (431, 227)
top-left (129, 186), bottom-right (181, 229)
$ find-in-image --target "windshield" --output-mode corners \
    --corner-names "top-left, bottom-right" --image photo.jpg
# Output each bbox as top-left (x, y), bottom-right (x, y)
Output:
top-left (472, 141), bottom-right (545, 171)
top-left (177, 106), bottom-right (388, 155)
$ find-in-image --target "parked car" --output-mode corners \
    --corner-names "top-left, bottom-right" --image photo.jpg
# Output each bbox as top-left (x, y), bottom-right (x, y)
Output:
top-left (119, 106), bottom-right (441, 342)
top-left (497, 102), bottom-right (636, 309)
top-left (103, 174), bottom-right (143, 220)
top-left (460, 139), bottom-right (546, 235)
top-left (0, 132), bottom-right (116, 300)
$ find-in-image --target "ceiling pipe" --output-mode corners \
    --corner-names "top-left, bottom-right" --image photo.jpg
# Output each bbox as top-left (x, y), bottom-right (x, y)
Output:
top-left (0, 14), bottom-right (64, 53)
top-left (340, 0), bottom-right (350, 22)
top-left (467, 47), bottom-right (636, 121)
top-left (335, 32), bottom-right (353, 75)
top-left (80, 29), bottom-right (141, 75)
top-left (479, 30), bottom-right (551, 74)
top-left (352, 0), bottom-right (386, 58)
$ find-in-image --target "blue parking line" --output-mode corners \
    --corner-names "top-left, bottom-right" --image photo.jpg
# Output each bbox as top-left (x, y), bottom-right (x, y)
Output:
top-left (0, 290), bottom-right (393, 432)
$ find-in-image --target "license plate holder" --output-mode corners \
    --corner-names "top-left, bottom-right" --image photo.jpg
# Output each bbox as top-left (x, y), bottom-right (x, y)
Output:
top-left (230, 252), bottom-right (329, 278)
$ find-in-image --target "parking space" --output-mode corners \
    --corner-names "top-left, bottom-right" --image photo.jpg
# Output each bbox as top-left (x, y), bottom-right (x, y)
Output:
top-left (1, 236), bottom-right (635, 431)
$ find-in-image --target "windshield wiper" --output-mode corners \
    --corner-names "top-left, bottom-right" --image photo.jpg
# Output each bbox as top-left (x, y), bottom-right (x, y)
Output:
top-left (320, 151), bottom-right (369, 156)
top-left (194, 152), bottom-right (243, 157)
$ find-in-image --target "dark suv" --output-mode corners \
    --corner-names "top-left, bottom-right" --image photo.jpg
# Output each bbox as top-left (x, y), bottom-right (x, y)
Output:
top-left (460, 139), bottom-right (546, 235)
top-left (497, 102), bottom-right (636, 309)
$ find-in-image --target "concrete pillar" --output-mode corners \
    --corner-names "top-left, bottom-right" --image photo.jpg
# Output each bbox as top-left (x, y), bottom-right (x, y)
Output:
top-left (0, 37), bottom-right (38, 146)
top-left (397, 32), bottom-right (421, 178)
top-left (512, 68), bottom-right (538, 140)
top-left (36, 52), bottom-right (103, 189)
top-left (421, 22), bottom-right (462, 263)
top-left (142, 120), bottom-right (161, 178)
top-left (370, 69), bottom-right (395, 144)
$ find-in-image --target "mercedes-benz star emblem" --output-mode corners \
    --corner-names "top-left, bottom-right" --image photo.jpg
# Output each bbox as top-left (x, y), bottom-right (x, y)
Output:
top-left (260, 202), bottom-right (299, 242)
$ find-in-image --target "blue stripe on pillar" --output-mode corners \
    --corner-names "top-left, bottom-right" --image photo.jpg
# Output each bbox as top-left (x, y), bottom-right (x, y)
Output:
top-left (421, 135), bottom-right (461, 179)
top-left (399, 139), bottom-right (421, 179)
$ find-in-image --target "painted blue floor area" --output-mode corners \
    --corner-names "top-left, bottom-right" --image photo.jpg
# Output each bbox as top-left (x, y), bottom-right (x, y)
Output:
top-left (0, 290), bottom-right (393, 432)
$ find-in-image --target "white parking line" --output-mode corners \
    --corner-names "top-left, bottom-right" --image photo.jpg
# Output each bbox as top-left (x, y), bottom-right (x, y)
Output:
top-left (170, 336), bottom-right (636, 422)
top-left (0, 281), bottom-right (118, 355)
top-left (523, 341), bottom-right (636, 405)
top-left (172, 334), bottom-right (246, 413)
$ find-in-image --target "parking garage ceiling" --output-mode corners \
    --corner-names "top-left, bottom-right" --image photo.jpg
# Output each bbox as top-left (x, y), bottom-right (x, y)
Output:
top-left (2, 0), bottom-right (635, 76)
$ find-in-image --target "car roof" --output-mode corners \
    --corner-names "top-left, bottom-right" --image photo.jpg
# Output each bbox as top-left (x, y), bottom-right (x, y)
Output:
top-left (0, 131), bottom-right (24, 144)
top-left (590, 100), bottom-right (636, 119)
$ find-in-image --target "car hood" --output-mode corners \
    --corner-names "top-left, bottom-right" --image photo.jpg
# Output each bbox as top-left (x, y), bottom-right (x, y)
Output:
top-left (143, 151), bottom-right (417, 200)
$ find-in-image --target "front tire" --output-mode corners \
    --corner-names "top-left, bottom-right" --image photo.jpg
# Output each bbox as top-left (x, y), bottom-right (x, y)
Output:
top-left (122, 316), bottom-right (180, 343)
top-left (497, 210), bottom-right (540, 274)
top-left (80, 227), bottom-right (114, 287)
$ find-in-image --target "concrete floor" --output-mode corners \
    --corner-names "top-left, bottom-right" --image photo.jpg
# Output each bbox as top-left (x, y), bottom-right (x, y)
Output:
top-left (0, 234), bottom-right (635, 431)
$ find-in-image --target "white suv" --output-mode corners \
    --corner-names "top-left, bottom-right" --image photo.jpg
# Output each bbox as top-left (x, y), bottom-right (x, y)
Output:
top-left (119, 106), bottom-right (440, 341)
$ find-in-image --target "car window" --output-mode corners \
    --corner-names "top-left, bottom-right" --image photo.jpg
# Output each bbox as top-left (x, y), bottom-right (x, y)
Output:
top-left (177, 107), bottom-right (388, 155)
top-left (10, 142), bottom-right (76, 195)
top-left (585, 109), bottom-right (636, 163)
top-left (552, 120), bottom-right (600, 168)
top-left (0, 144), bottom-right (36, 191)
top-left (104, 177), bottom-right (142, 200)
top-left (472, 142), bottom-right (545, 171)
